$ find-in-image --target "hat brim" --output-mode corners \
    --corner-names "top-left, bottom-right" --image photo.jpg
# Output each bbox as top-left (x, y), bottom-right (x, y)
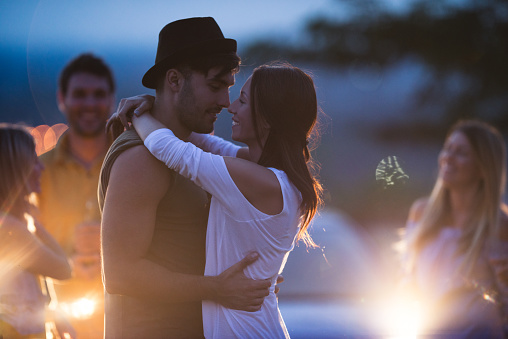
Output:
top-left (142, 38), bottom-right (237, 89)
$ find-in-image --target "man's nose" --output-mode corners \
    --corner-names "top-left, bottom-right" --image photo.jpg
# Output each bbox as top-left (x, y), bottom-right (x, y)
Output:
top-left (218, 91), bottom-right (230, 109)
top-left (83, 94), bottom-right (99, 106)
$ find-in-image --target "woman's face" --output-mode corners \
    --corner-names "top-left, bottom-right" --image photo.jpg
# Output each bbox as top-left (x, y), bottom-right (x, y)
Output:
top-left (228, 76), bottom-right (261, 145)
top-left (438, 131), bottom-right (482, 188)
top-left (25, 152), bottom-right (44, 194)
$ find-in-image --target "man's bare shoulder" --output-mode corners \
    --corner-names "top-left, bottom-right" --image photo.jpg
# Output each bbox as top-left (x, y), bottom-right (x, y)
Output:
top-left (109, 145), bottom-right (172, 196)
top-left (114, 143), bottom-right (157, 163)
top-left (114, 144), bottom-right (169, 175)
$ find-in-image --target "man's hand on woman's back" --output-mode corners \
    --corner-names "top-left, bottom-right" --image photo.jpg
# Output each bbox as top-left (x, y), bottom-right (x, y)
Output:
top-left (213, 252), bottom-right (271, 312)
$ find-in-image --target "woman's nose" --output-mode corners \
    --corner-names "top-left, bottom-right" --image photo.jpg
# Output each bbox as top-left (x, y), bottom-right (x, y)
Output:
top-left (228, 100), bottom-right (237, 114)
top-left (440, 149), bottom-right (456, 163)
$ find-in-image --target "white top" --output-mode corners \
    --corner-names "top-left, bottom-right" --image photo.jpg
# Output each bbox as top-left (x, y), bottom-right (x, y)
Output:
top-left (0, 265), bottom-right (46, 334)
top-left (145, 129), bottom-right (302, 338)
top-left (404, 222), bottom-right (506, 337)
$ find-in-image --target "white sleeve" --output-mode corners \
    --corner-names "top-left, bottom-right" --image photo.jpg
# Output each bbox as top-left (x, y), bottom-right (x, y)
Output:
top-left (144, 128), bottom-right (247, 212)
top-left (188, 132), bottom-right (240, 157)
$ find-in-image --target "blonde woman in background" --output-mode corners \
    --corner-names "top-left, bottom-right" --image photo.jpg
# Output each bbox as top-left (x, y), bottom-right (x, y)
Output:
top-left (404, 120), bottom-right (508, 337)
top-left (0, 124), bottom-right (72, 338)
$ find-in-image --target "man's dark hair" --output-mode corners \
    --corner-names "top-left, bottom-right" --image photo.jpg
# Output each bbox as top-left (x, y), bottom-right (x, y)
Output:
top-left (156, 52), bottom-right (241, 91)
top-left (59, 53), bottom-right (115, 95)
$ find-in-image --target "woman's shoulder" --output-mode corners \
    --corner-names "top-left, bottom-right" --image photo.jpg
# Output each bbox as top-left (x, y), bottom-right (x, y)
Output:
top-left (267, 167), bottom-right (286, 179)
top-left (0, 214), bottom-right (30, 248)
top-left (267, 168), bottom-right (295, 193)
top-left (0, 213), bottom-right (26, 231)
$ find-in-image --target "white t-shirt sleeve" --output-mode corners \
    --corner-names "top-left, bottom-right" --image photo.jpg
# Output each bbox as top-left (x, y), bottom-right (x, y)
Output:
top-left (188, 132), bottom-right (240, 157)
top-left (144, 128), bottom-right (249, 212)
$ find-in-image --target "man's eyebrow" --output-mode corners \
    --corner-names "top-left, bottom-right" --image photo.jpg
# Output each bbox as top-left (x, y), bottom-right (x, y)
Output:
top-left (209, 76), bottom-right (234, 87)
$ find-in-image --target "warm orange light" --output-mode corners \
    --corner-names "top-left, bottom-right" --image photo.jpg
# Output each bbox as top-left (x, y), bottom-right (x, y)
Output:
top-left (28, 124), bottom-right (69, 155)
top-left (29, 125), bottom-right (45, 156)
top-left (59, 297), bottom-right (96, 319)
top-left (24, 213), bottom-right (36, 234)
top-left (42, 126), bottom-right (56, 153)
top-left (483, 292), bottom-right (496, 303)
top-left (50, 123), bottom-right (68, 142)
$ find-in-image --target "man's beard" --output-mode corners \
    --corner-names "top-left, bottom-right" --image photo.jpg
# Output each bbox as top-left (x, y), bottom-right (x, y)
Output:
top-left (176, 81), bottom-right (214, 134)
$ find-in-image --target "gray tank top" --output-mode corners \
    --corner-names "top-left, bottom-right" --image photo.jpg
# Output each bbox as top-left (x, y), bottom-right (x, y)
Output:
top-left (99, 130), bottom-right (208, 338)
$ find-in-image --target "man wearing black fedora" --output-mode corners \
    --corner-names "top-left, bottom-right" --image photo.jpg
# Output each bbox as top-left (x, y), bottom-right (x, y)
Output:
top-left (99, 17), bottom-right (271, 337)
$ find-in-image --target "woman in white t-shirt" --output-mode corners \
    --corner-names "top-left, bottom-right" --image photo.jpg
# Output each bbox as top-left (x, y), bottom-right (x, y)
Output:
top-left (114, 62), bottom-right (323, 338)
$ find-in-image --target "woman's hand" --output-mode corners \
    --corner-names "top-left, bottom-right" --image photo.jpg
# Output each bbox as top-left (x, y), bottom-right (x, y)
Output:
top-left (131, 112), bottom-right (166, 141)
top-left (106, 94), bottom-right (155, 137)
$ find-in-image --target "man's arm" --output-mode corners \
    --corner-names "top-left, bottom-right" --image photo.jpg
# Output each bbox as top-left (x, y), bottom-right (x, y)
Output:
top-left (101, 145), bottom-right (269, 310)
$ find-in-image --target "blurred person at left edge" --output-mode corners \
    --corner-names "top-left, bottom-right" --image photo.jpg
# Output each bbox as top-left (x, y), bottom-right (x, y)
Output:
top-left (0, 124), bottom-right (72, 339)
top-left (36, 53), bottom-right (115, 338)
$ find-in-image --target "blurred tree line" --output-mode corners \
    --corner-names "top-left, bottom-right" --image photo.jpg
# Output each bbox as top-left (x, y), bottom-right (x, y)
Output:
top-left (244, 0), bottom-right (508, 143)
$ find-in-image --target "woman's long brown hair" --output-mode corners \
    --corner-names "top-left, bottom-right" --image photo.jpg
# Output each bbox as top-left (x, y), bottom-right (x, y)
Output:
top-left (250, 62), bottom-right (323, 247)
top-left (0, 124), bottom-right (37, 219)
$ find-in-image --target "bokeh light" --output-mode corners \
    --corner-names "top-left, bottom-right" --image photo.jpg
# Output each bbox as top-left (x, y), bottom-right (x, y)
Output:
top-left (27, 123), bottom-right (68, 155)
top-left (59, 297), bottom-right (96, 320)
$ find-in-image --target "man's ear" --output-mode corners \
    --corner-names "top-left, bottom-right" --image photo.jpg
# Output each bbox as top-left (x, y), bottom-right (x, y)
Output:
top-left (165, 69), bottom-right (184, 92)
top-left (57, 89), bottom-right (66, 113)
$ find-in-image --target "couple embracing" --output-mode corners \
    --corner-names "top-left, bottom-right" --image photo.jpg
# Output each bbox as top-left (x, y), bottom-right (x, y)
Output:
top-left (100, 17), bottom-right (323, 338)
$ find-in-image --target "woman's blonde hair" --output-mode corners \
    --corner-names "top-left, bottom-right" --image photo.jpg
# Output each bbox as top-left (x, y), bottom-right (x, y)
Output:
top-left (407, 120), bottom-right (506, 276)
top-left (0, 123), bottom-right (37, 219)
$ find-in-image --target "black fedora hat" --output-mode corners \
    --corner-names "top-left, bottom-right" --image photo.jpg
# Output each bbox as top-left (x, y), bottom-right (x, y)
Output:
top-left (142, 17), bottom-right (237, 89)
